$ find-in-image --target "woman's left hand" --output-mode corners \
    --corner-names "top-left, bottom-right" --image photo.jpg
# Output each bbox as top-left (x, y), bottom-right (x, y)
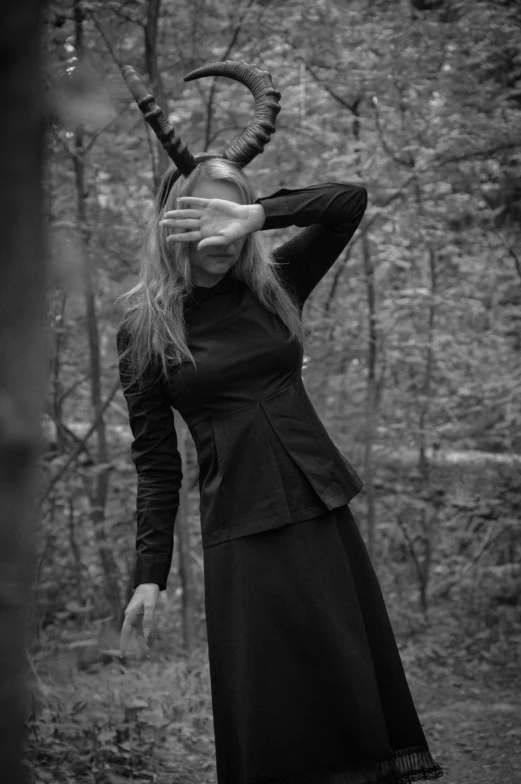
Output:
top-left (160, 197), bottom-right (265, 250)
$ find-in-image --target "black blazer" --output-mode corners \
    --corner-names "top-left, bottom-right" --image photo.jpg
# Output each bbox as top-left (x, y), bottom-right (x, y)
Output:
top-left (118, 182), bottom-right (368, 590)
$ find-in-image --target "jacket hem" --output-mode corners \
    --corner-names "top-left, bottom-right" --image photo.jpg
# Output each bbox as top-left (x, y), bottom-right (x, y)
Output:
top-left (201, 494), bottom-right (351, 549)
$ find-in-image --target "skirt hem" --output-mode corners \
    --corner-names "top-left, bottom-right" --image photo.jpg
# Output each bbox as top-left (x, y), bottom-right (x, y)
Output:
top-left (248, 746), bottom-right (444, 784)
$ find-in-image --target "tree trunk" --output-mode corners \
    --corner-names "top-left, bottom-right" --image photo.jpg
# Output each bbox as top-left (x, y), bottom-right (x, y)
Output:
top-left (417, 246), bottom-right (438, 616)
top-left (0, 1), bottom-right (46, 781)
top-left (145, 0), bottom-right (169, 185)
top-left (418, 246), bottom-right (437, 483)
top-left (362, 228), bottom-right (378, 560)
top-left (49, 293), bottom-right (67, 454)
top-left (73, 0), bottom-right (121, 626)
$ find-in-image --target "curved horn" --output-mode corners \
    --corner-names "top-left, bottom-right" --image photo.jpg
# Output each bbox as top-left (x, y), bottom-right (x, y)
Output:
top-left (183, 60), bottom-right (281, 167)
top-left (122, 65), bottom-right (197, 176)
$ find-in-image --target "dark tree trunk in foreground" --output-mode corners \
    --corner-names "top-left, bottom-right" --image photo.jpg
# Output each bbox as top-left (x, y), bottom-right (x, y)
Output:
top-left (0, 1), bottom-right (46, 782)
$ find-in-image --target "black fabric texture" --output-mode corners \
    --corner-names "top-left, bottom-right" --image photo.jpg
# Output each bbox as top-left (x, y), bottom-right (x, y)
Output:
top-left (118, 182), bottom-right (367, 589)
top-left (257, 182), bottom-right (367, 304)
top-left (116, 330), bottom-right (182, 589)
top-left (203, 507), bottom-right (443, 784)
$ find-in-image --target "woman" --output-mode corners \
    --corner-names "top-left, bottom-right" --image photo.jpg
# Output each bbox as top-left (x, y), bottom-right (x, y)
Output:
top-left (117, 62), bottom-right (443, 784)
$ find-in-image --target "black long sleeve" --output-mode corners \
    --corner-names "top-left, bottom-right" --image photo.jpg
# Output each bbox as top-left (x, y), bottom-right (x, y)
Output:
top-left (256, 182), bottom-right (367, 304)
top-left (117, 328), bottom-right (183, 590)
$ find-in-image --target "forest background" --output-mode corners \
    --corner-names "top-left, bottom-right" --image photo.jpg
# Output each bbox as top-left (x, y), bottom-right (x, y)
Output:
top-left (27, 0), bottom-right (521, 782)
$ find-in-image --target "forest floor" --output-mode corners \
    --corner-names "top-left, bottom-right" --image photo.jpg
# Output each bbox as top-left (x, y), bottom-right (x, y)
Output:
top-left (405, 666), bottom-right (521, 784)
top-left (25, 610), bottom-right (521, 784)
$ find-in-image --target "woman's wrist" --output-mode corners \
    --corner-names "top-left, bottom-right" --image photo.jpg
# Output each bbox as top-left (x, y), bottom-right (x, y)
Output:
top-left (247, 204), bottom-right (265, 232)
top-left (135, 582), bottom-right (160, 593)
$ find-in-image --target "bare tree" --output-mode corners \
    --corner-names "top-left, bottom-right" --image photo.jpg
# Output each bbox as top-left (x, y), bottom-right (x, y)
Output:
top-left (361, 227), bottom-right (378, 559)
top-left (73, 0), bottom-right (122, 624)
top-left (145, 0), bottom-right (170, 186)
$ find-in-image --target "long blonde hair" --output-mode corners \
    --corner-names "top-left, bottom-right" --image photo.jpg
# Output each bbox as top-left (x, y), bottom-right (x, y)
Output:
top-left (118, 158), bottom-right (304, 388)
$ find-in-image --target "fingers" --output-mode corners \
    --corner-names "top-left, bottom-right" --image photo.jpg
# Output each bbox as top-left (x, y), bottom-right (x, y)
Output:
top-left (120, 618), bottom-right (132, 653)
top-left (120, 602), bottom-right (151, 659)
top-left (166, 231), bottom-right (201, 243)
top-left (167, 232), bottom-right (233, 247)
top-left (120, 616), bottom-right (144, 658)
top-left (198, 236), bottom-right (229, 249)
top-left (143, 601), bottom-right (156, 641)
top-left (159, 218), bottom-right (199, 229)
top-left (120, 625), bottom-right (150, 659)
top-left (139, 637), bottom-right (150, 658)
top-left (177, 197), bottom-right (210, 208)
top-left (162, 209), bottom-right (201, 220)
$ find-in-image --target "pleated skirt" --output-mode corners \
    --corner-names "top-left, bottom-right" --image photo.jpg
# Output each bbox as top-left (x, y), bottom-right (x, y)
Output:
top-left (202, 506), bottom-right (444, 784)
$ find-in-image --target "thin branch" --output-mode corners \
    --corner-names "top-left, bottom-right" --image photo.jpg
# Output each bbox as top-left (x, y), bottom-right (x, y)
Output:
top-left (438, 141), bottom-right (521, 165)
top-left (299, 57), bottom-right (362, 117)
top-left (364, 141), bottom-right (521, 214)
top-left (203, 0), bottom-right (256, 151)
top-left (39, 378), bottom-right (120, 506)
top-left (52, 107), bottom-right (130, 159)
top-left (57, 373), bottom-right (90, 406)
top-left (84, 104), bottom-right (131, 152)
top-left (51, 127), bottom-right (79, 161)
top-left (371, 96), bottom-right (414, 168)
top-left (89, 11), bottom-right (126, 70)
top-left (431, 524), bottom-right (503, 598)
top-left (56, 421), bottom-right (94, 462)
top-left (104, 4), bottom-right (144, 27)
top-left (206, 123), bottom-right (243, 148)
top-left (394, 511), bottom-right (425, 587)
top-left (507, 246), bottom-right (521, 281)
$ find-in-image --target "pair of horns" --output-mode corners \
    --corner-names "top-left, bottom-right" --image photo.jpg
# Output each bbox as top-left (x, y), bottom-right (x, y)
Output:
top-left (122, 60), bottom-right (281, 175)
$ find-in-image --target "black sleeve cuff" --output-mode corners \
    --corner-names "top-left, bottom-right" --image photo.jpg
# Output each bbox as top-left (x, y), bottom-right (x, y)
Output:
top-left (133, 554), bottom-right (172, 592)
top-left (255, 192), bottom-right (292, 230)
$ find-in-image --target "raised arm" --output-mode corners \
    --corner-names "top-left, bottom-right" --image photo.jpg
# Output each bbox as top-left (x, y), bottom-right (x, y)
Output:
top-left (256, 182), bottom-right (367, 304)
top-left (117, 327), bottom-right (183, 591)
top-left (160, 180), bottom-right (366, 304)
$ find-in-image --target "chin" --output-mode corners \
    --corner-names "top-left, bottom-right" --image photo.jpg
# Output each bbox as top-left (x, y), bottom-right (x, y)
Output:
top-left (211, 258), bottom-right (236, 271)
top-left (192, 257), bottom-right (237, 285)
top-left (207, 254), bottom-right (234, 263)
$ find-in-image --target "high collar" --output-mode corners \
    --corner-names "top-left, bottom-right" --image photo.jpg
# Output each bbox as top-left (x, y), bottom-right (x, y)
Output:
top-left (188, 271), bottom-right (236, 304)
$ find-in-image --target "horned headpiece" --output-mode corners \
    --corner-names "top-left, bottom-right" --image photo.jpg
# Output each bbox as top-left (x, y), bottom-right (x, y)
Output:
top-left (122, 60), bottom-right (281, 207)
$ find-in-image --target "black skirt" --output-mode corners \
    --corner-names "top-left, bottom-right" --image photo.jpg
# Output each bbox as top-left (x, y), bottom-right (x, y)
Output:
top-left (202, 506), bottom-right (444, 784)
